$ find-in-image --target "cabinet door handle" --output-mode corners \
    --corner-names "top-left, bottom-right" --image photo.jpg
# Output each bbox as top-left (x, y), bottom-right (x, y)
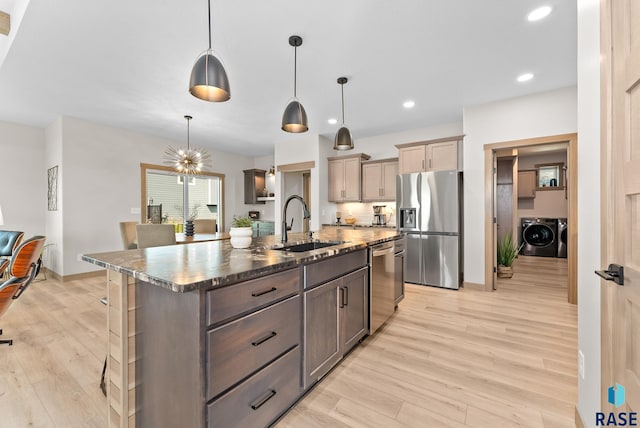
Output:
top-left (422, 159), bottom-right (425, 170)
top-left (251, 287), bottom-right (277, 297)
top-left (343, 286), bottom-right (348, 306)
top-left (250, 389), bottom-right (277, 410)
top-left (251, 331), bottom-right (277, 346)
top-left (339, 287), bottom-right (345, 308)
top-left (429, 159), bottom-right (432, 169)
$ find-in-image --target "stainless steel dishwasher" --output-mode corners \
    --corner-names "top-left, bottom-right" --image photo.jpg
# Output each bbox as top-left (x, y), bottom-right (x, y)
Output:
top-left (369, 241), bottom-right (395, 333)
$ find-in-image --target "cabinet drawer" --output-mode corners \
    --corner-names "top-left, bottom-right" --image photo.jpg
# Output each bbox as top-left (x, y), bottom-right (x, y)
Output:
top-left (207, 268), bottom-right (300, 325)
top-left (304, 249), bottom-right (367, 289)
top-left (208, 346), bottom-right (301, 428)
top-left (207, 295), bottom-right (300, 399)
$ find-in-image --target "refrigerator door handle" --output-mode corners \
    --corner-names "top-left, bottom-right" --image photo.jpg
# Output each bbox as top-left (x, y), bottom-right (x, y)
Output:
top-left (417, 173), bottom-right (422, 231)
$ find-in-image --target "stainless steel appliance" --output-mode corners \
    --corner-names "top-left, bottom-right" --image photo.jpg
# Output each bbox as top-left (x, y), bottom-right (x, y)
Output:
top-left (394, 237), bottom-right (405, 307)
top-left (397, 171), bottom-right (461, 289)
top-left (373, 205), bottom-right (387, 226)
top-left (557, 218), bottom-right (567, 258)
top-left (520, 218), bottom-right (557, 257)
top-left (369, 241), bottom-right (395, 333)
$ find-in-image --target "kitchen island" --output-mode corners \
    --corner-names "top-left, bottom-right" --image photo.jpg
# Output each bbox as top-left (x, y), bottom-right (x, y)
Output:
top-left (83, 228), bottom-right (402, 428)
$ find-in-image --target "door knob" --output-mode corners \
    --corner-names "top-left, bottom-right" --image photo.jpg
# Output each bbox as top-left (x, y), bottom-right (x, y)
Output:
top-left (595, 264), bottom-right (624, 286)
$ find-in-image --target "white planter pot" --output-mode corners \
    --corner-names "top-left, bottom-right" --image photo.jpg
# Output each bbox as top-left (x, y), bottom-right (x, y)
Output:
top-left (229, 227), bottom-right (252, 249)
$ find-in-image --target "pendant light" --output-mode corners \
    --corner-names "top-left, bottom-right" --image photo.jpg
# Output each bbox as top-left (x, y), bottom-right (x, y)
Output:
top-left (333, 77), bottom-right (354, 151)
top-left (189, 0), bottom-right (230, 102)
top-left (281, 35), bottom-right (308, 133)
top-left (164, 115), bottom-right (212, 175)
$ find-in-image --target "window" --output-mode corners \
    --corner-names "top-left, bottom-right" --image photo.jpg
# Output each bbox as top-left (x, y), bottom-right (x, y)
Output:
top-left (535, 162), bottom-right (564, 190)
top-left (140, 163), bottom-right (225, 230)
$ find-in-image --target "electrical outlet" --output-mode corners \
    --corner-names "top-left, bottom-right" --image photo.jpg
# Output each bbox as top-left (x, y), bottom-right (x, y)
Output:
top-left (578, 350), bottom-right (585, 380)
top-left (77, 253), bottom-right (83, 262)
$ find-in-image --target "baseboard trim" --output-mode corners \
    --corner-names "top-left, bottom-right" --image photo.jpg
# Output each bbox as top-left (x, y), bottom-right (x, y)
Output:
top-left (575, 406), bottom-right (585, 428)
top-left (462, 281), bottom-right (485, 291)
top-left (62, 270), bottom-right (106, 282)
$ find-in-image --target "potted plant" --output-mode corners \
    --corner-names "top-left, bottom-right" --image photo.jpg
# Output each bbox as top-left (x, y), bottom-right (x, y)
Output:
top-left (229, 215), bottom-right (253, 249)
top-left (497, 233), bottom-right (523, 278)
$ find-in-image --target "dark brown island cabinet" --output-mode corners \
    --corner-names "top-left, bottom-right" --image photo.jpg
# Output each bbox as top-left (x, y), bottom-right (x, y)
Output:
top-left (83, 228), bottom-right (402, 428)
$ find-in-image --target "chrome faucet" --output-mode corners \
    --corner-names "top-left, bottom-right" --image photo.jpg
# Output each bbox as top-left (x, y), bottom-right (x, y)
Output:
top-left (282, 194), bottom-right (311, 243)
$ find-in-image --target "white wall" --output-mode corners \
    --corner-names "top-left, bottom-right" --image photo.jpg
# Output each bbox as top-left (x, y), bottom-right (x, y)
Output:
top-left (0, 120), bottom-right (46, 237)
top-left (462, 87), bottom-right (577, 285)
top-left (44, 118), bottom-right (63, 274)
top-left (59, 116), bottom-right (255, 275)
top-left (577, 0), bottom-right (601, 424)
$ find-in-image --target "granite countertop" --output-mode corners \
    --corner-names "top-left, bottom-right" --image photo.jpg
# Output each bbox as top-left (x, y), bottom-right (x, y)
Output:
top-left (83, 228), bottom-right (403, 293)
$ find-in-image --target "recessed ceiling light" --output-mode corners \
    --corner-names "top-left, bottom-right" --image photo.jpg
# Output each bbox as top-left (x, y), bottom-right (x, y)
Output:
top-left (403, 100), bottom-right (415, 109)
top-left (517, 73), bottom-right (534, 82)
top-left (527, 6), bottom-right (552, 22)
top-left (328, 118), bottom-right (338, 125)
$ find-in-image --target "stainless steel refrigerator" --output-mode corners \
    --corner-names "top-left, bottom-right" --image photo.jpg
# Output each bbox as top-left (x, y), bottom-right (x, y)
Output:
top-left (397, 171), bottom-right (461, 289)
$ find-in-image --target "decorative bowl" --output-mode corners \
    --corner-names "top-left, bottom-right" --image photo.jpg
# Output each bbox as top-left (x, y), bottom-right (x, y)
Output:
top-left (345, 217), bottom-right (357, 225)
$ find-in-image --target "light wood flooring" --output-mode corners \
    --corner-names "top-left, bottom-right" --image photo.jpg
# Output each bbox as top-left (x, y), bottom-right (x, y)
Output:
top-left (277, 255), bottom-right (576, 427)
top-left (0, 255), bottom-right (576, 427)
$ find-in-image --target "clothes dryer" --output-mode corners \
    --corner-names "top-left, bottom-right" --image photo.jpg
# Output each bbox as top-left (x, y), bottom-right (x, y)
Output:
top-left (557, 218), bottom-right (567, 258)
top-left (520, 218), bottom-right (558, 257)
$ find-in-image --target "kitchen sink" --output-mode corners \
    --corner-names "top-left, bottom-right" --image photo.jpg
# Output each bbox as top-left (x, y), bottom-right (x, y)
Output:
top-left (272, 241), bottom-right (343, 253)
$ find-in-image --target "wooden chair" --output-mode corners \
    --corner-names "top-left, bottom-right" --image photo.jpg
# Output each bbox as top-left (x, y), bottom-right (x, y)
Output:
top-left (135, 224), bottom-right (176, 249)
top-left (0, 236), bottom-right (46, 346)
top-left (192, 219), bottom-right (217, 233)
top-left (119, 221), bottom-right (138, 250)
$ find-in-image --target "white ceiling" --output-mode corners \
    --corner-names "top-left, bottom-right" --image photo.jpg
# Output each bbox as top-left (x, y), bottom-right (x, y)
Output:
top-left (0, 0), bottom-right (576, 156)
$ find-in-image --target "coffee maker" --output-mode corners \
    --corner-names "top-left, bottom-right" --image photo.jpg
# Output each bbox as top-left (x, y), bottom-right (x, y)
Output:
top-left (372, 205), bottom-right (386, 226)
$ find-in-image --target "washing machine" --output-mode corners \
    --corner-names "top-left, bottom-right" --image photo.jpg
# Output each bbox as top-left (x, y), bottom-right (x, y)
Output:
top-left (557, 218), bottom-right (567, 258)
top-left (520, 218), bottom-right (558, 257)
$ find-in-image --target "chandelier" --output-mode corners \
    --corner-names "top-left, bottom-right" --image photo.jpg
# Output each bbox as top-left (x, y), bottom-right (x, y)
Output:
top-left (164, 115), bottom-right (211, 174)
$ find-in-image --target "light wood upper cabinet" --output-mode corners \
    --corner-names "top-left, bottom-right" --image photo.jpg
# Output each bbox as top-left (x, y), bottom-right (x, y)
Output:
top-left (362, 158), bottom-right (398, 201)
top-left (396, 136), bottom-right (462, 174)
top-left (428, 141), bottom-right (458, 171)
top-left (398, 146), bottom-right (426, 174)
top-left (518, 170), bottom-right (536, 199)
top-left (328, 153), bottom-right (370, 202)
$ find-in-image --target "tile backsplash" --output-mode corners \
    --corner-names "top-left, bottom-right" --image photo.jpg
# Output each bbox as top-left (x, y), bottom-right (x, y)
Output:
top-left (334, 202), bottom-right (396, 226)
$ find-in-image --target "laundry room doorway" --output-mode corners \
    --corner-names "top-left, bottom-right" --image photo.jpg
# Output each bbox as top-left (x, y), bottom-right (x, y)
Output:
top-left (484, 133), bottom-right (577, 304)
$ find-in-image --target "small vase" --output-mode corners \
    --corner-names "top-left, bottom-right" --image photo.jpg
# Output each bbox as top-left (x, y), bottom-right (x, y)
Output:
top-left (229, 227), bottom-right (252, 249)
top-left (184, 220), bottom-right (195, 237)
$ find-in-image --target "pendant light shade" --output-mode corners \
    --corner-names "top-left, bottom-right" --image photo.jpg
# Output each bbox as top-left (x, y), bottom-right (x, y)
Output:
top-left (333, 77), bottom-right (354, 151)
top-left (190, 50), bottom-right (230, 102)
top-left (282, 98), bottom-right (308, 133)
top-left (189, 0), bottom-right (230, 102)
top-left (164, 115), bottom-right (212, 175)
top-left (282, 35), bottom-right (308, 133)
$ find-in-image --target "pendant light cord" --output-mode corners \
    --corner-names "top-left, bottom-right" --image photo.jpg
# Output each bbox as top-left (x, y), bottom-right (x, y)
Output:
top-left (293, 45), bottom-right (297, 98)
top-left (341, 83), bottom-right (345, 124)
top-left (186, 116), bottom-right (191, 150)
top-left (207, 0), bottom-right (212, 50)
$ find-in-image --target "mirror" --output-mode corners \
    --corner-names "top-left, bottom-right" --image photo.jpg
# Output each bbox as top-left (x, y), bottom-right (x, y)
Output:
top-left (140, 163), bottom-right (225, 231)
